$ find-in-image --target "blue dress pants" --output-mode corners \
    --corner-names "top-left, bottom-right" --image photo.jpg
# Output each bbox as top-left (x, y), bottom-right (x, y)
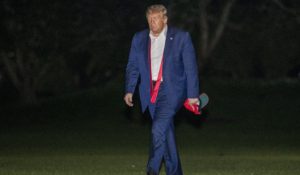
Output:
top-left (147, 83), bottom-right (183, 175)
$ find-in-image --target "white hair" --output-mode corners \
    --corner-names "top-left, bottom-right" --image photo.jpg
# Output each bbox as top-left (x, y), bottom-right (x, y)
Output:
top-left (146, 4), bottom-right (167, 18)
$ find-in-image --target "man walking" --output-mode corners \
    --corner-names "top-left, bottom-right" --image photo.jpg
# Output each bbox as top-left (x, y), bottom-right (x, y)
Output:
top-left (124, 4), bottom-right (199, 175)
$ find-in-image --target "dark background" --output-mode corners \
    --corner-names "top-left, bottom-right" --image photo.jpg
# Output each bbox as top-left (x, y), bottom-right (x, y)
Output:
top-left (0, 1), bottom-right (299, 174)
top-left (0, 0), bottom-right (299, 106)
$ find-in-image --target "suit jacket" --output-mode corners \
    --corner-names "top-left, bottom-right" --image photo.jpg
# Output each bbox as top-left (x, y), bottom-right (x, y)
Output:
top-left (125, 27), bottom-right (199, 113)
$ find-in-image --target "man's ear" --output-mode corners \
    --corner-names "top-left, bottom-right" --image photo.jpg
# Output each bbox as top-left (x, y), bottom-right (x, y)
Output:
top-left (164, 17), bottom-right (168, 24)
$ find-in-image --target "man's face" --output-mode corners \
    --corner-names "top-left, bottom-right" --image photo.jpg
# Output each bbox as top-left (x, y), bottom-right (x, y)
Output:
top-left (147, 12), bottom-right (167, 36)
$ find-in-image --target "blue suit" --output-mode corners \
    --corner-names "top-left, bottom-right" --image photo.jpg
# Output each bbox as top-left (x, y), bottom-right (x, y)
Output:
top-left (125, 27), bottom-right (199, 175)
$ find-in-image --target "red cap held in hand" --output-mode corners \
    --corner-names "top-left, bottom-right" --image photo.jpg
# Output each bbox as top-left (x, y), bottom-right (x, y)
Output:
top-left (183, 93), bottom-right (209, 115)
top-left (184, 99), bottom-right (201, 115)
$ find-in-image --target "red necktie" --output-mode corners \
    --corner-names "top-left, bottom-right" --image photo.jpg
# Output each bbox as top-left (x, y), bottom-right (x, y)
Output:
top-left (148, 39), bottom-right (164, 104)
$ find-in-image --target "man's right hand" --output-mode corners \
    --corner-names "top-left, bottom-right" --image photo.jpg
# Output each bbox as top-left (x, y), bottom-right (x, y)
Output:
top-left (124, 93), bottom-right (134, 107)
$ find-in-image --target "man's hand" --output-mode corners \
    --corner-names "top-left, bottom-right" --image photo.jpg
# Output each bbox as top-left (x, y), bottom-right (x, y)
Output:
top-left (188, 98), bottom-right (199, 105)
top-left (124, 93), bottom-right (134, 107)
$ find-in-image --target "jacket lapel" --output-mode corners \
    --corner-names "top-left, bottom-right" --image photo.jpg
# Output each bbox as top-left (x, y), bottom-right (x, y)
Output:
top-left (142, 30), bottom-right (150, 74)
top-left (163, 27), bottom-right (175, 71)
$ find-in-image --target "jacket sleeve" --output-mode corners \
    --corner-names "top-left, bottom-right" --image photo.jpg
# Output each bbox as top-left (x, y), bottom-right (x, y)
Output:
top-left (125, 34), bottom-right (140, 94)
top-left (182, 32), bottom-right (200, 98)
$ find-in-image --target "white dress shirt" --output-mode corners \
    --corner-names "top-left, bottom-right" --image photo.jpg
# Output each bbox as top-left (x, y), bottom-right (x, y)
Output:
top-left (149, 26), bottom-right (167, 81)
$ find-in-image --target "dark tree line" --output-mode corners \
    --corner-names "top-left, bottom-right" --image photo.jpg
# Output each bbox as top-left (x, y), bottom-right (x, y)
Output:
top-left (169, 0), bottom-right (300, 78)
top-left (0, 0), bottom-right (299, 104)
top-left (0, 0), bottom-right (139, 104)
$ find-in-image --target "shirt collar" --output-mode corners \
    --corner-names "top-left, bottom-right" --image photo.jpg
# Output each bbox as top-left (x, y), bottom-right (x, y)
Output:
top-left (149, 25), bottom-right (168, 39)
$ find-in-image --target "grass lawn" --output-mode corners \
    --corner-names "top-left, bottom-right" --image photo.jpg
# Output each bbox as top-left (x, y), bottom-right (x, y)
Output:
top-left (0, 78), bottom-right (300, 174)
